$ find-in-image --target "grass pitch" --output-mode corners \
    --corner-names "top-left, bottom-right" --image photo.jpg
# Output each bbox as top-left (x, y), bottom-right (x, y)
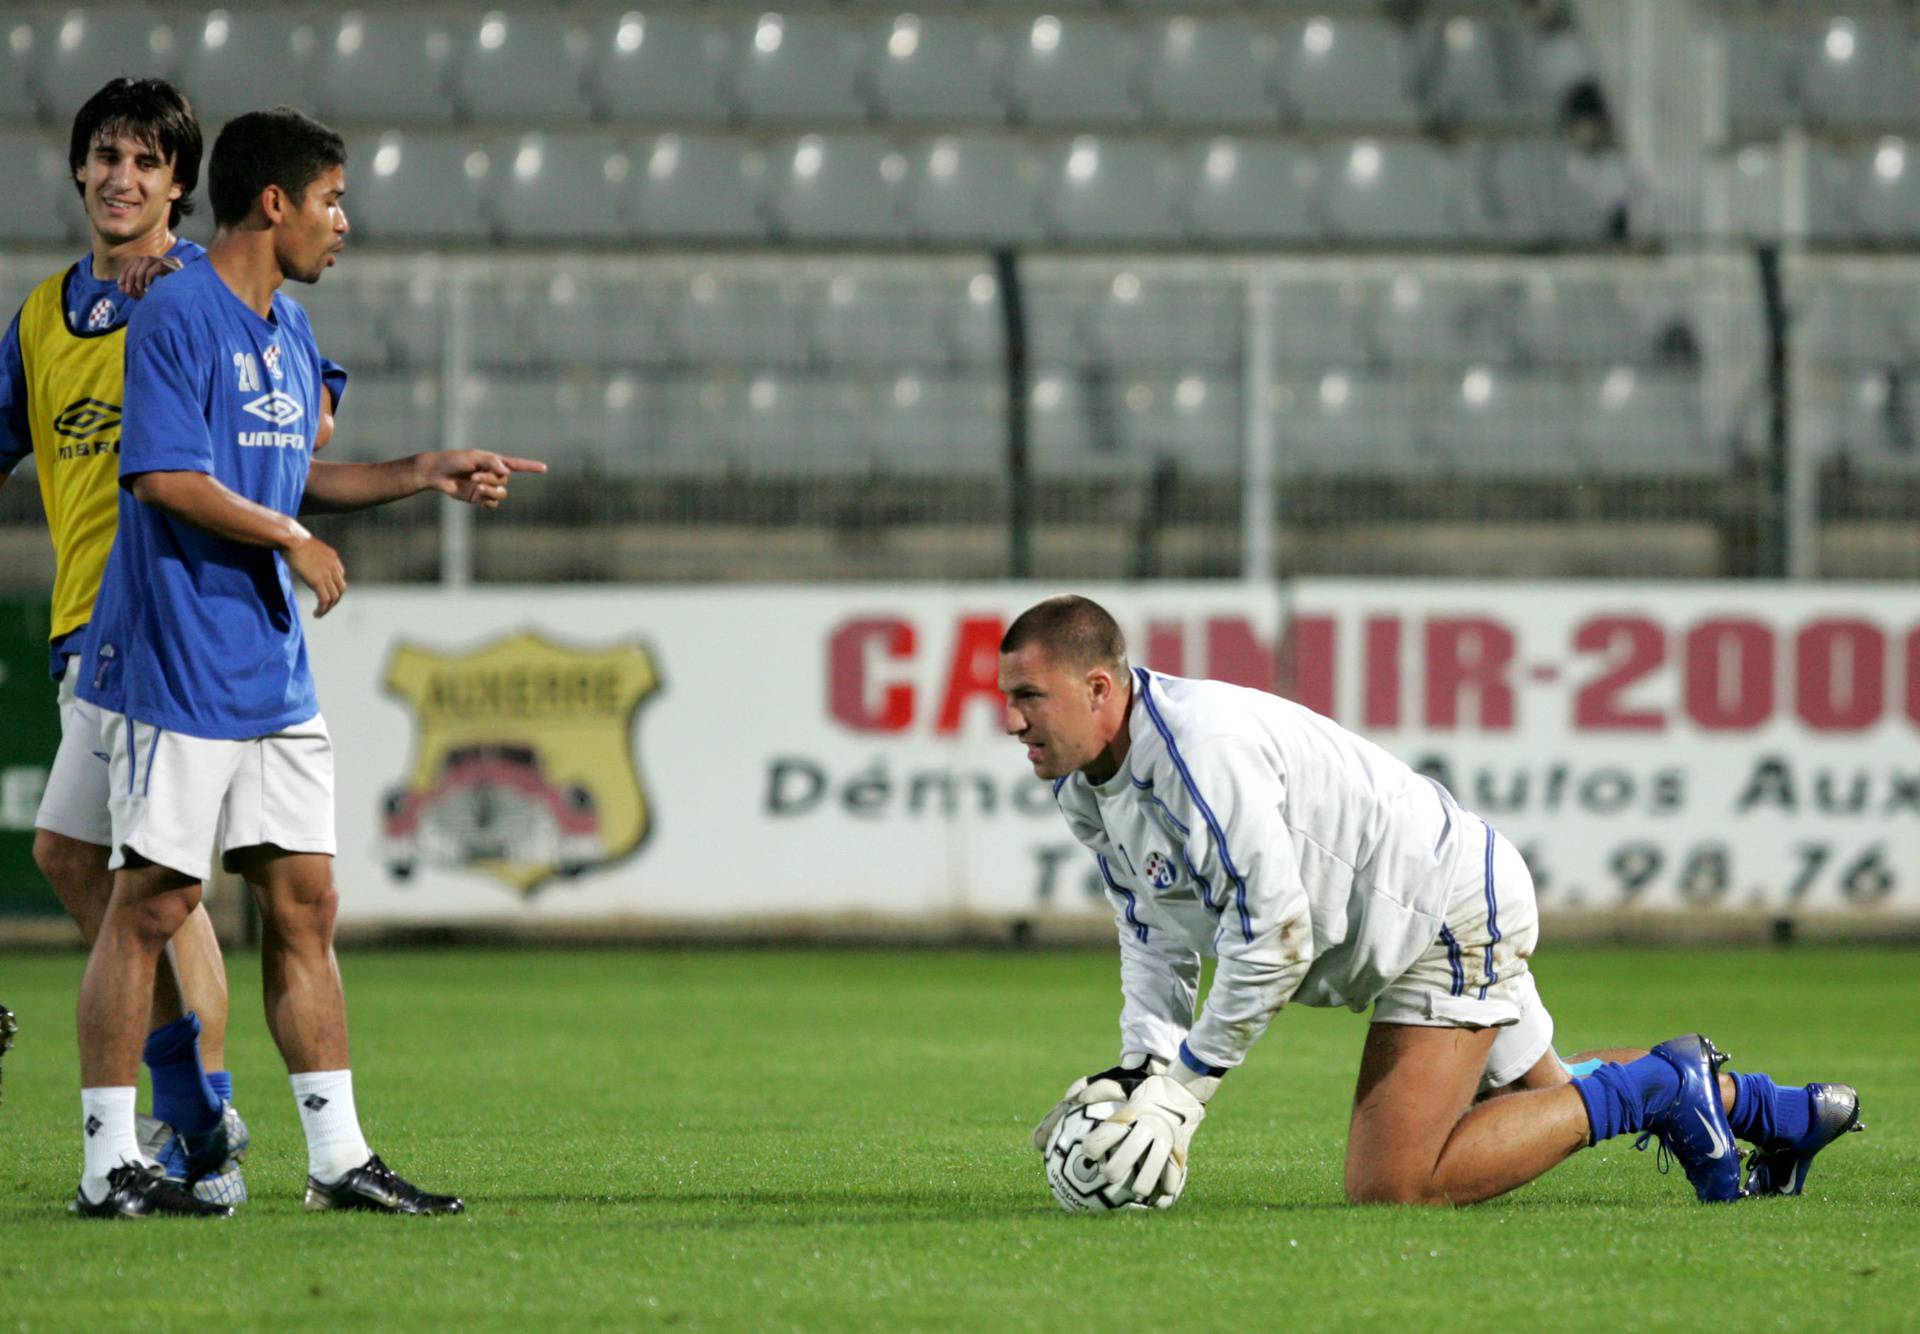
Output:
top-left (0, 944), bottom-right (1914, 1331)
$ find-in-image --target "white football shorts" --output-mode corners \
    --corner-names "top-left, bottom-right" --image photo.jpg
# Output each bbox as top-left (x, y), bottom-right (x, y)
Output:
top-left (33, 654), bottom-right (114, 846)
top-left (100, 709), bottom-right (336, 883)
top-left (1370, 818), bottom-right (1555, 1092)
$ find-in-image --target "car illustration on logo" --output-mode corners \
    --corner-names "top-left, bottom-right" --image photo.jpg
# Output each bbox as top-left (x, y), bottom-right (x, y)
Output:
top-left (382, 743), bottom-right (601, 881)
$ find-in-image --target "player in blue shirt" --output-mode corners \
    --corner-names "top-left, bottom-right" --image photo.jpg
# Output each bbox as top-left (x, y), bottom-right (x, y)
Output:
top-left (70, 107), bottom-right (542, 1219)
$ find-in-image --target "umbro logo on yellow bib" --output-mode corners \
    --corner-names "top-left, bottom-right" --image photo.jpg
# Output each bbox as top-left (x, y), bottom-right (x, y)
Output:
top-left (52, 397), bottom-right (121, 441)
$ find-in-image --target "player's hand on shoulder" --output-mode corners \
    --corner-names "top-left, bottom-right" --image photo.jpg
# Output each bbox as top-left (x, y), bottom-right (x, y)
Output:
top-left (285, 525), bottom-right (346, 618)
top-left (116, 254), bottom-right (185, 299)
top-left (1032, 1055), bottom-right (1167, 1153)
top-left (1082, 1071), bottom-right (1219, 1208)
top-left (422, 451), bottom-right (549, 508)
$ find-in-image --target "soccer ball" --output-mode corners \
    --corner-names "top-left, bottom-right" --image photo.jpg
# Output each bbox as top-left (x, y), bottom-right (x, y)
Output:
top-left (1044, 1100), bottom-right (1149, 1213)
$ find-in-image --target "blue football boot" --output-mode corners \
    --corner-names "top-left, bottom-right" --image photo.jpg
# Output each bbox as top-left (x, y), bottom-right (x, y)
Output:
top-left (1744, 1084), bottom-right (1864, 1197)
top-left (1637, 1034), bottom-right (1744, 1203)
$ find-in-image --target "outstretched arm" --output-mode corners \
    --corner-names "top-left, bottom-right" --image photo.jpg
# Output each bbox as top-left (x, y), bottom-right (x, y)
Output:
top-left (301, 450), bottom-right (546, 515)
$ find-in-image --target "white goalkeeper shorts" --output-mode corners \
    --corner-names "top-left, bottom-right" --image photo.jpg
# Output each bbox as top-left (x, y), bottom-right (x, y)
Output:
top-left (1371, 818), bottom-right (1555, 1091)
top-left (101, 709), bottom-right (336, 884)
top-left (34, 655), bottom-right (114, 847)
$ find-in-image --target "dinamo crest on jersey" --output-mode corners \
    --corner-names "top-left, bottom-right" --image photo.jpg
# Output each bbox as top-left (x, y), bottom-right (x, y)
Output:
top-left (381, 631), bottom-right (660, 896)
top-left (1143, 850), bottom-right (1179, 890)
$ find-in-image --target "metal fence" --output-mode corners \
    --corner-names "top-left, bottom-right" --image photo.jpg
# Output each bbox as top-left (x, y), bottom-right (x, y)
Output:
top-left (2, 246), bottom-right (1915, 586)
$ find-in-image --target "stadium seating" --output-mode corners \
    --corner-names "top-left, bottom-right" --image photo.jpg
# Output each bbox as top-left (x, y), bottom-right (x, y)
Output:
top-left (1322, 140), bottom-right (1471, 243)
top-left (0, 130), bottom-right (77, 244)
top-left (1181, 139), bottom-right (1322, 243)
top-left (171, 10), bottom-right (317, 128)
top-left (493, 132), bottom-right (631, 242)
top-left (311, 13), bottom-right (458, 126)
top-left (452, 10), bottom-right (595, 123)
top-left (1141, 18), bottom-right (1283, 128)
top-left (731, 13), bottom-right (872, 126)
top-left (588, 11), bottom-right (731, 124)
top-left (1279, 15), bottom-right (1421, 129)
top-left (630, 134), bottom-right (769, 242)
top-left (768, 134), bottom-right (911, 243)
top-left (1571, 371), bottom-right (1720, 476)
top-left (1006, 15), bottom-right (1146, 126)
top-left (902, 135), bottom-right (1046, 244)
top-left (1042, 138), bottom-right (1184, 244)
top-left (867, 14), bottom-right (1007, 126)
top-left (33, 6), bottom-right (173, 124)
top-left (343, 132), bottom-right (493, 242)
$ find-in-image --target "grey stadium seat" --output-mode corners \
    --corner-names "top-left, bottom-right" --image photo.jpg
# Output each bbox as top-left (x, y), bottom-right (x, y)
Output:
top-left (1572, 373), bottom-right (1719, 476)
top-left (810, 274), bottom-right (959, 368)
top-left (452, 10), bottom-right (593, 122)
top-left (631, 135), bottom-right (769, 242)
top-left (1006, 16), bottom-right (1145, 126)
top-left (35, 7), bottom-right (175, 124)
top-left (1042, 138), bottom-right (1185, 245)
top-left (869, 15), bottom-right (1007, 125)
top-left (493, 133), bottom-right (632, 242)
top-left (1088, 279), bottom-right (1242, 371)
top-left (1426, 376), bottom-right (1582, 476)
top-left (1266, 278), bottom-right (1375, 370)
top-left (312, 13), bottom-right (456, 124)
top-left (293, 280), bottom-right (396, 373)
top-left (1847, 144), bottom-right (1920, 244)
top-left (1276, 375), bottom-right (1433, 477)
top-left (505, 280), bottom-right (675, 371)
top-left (870, 376), bottom-right (1003, 476)
top-left (1115, 376), bottom-right (1240, 478)
top-left (659, 272), bottom-right (812, 369)
top-left (768, 135), bottom-right (910, 243)
top-left (343, 133), bottom-right (493, 243)
top-left (1484, 139), bottom-right (1622, 243)
top-left (0, 14), bottom-right (42, 121)
top-left (1375, 278), bottom-right (1527, 369)
top-left (1794, 274), bottom-right (1920, 367)
top-left (1280, 16), bottom-right (1421, 129)
top-left (1322, 140), bottom-right (1467, 243)
top-left (1795, 16), bottom-right (1915, 130)
top-left (1721, 17), bottom-right (1793, 135)
top-left (324, 374), bottom-right (443, 462)
top-left (731, 14), bottom-right (871, 125)
top-left (903, 136), bottom-right (1045, 244)
top-left (1142, 19), bottom-right (1283, 128)
top-left (588, 11), bottom-right (730, 123)
top-left (1412, 14), bottom-right (1548, 127)
top-left (0, 131), bottom-right (80, 244)
top-left (172, 11), bottom-right (317, 128)
top-left (1028, 370), bottom-right (1101, 472)
top-left (1182, 139), bottom-right (1322, 243)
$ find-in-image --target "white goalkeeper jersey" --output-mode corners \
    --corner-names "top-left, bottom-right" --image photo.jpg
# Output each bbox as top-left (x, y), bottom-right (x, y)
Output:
top-left (1054, 667), bottom-right (1480, 1072)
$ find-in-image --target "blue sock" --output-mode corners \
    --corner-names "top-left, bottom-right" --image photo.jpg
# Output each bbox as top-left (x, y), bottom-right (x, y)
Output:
top-left (142, 1013), bottom-right (222, 1137)
top-left (1726, 1072), bottom-right (1812, 1151)
top-left (1573, 1053), bottom-right (1682, 1144)
top-left (206, 1070), bottom-right (233, 1107)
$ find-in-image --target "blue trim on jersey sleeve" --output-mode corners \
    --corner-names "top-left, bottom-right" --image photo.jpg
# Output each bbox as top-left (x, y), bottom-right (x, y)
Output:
top-left (1177, 1041), bottom-right (1227, 1078)
top-left (319, 356), bottom-right (348, 411)
top-left (1098, 854), bottom-right (1150, 943)
top-left (0, 309), bottom-right (28, 473)
top-left (1134, 669), bottom-right (1255, 944)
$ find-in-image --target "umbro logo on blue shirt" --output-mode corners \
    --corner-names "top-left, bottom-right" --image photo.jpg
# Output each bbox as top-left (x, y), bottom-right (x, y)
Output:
top-left (242, 392), bottom-right (305, 427)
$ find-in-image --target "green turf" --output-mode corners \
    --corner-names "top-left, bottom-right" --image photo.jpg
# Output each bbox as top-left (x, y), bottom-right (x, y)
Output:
top-left (0, 945), bottom-right (1914, 1330)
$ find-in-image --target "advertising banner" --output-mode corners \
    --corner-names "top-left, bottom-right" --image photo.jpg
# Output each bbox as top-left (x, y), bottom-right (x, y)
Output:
top-left (302, 581), bottom-right (1920, 929)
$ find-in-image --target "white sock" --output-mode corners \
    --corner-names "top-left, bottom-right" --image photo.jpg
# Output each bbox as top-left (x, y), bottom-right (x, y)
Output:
top-left (80, 1086), bottom-right (145, 1203)
top-left (290, 1069), bottom-right (373, 1184)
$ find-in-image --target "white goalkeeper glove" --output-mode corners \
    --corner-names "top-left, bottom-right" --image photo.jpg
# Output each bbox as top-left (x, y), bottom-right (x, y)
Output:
top-left (1082, 1068), bottom-right (1220, 1208)
top-left (1031, 1053), bottom-right (1167, 1154)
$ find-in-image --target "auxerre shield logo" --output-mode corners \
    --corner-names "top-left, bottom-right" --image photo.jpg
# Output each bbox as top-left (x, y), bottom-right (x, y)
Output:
top-left (381, 631), bottom-right (660, 896)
